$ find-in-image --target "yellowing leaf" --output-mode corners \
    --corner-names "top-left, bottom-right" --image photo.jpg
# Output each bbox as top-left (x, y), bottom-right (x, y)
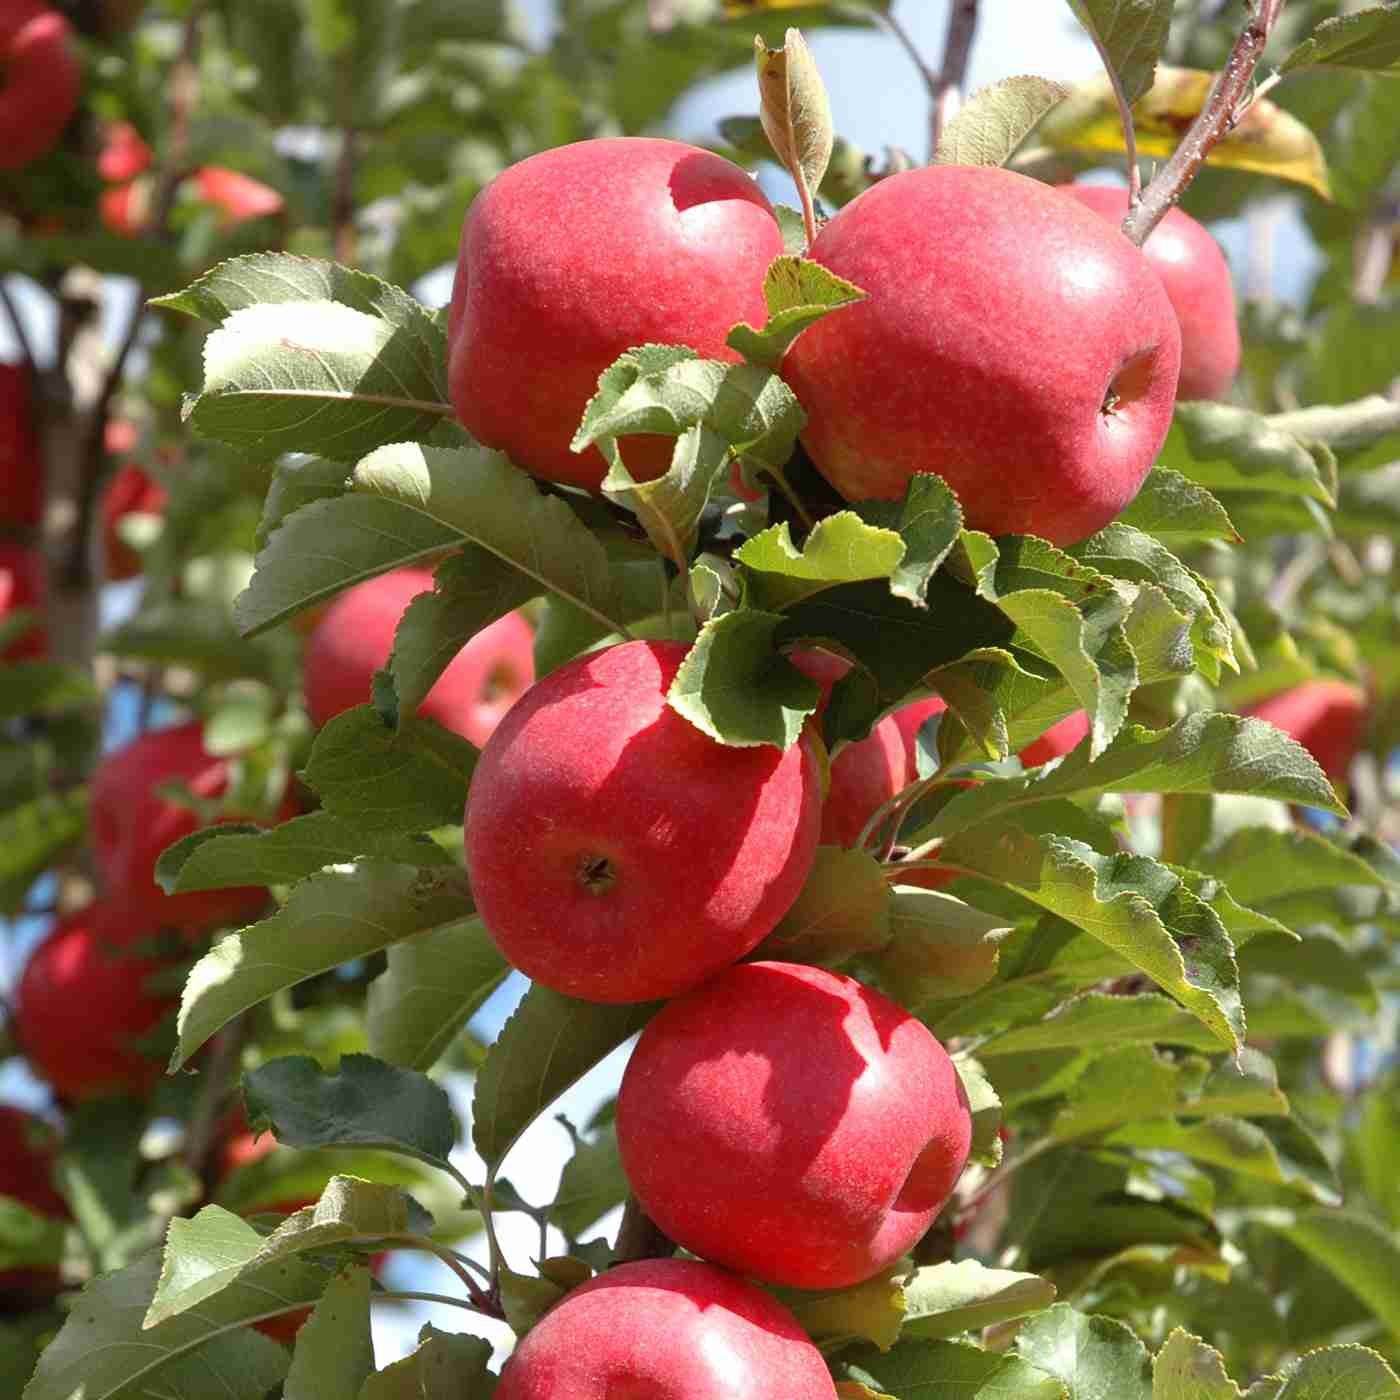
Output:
top-left (1038, 66), bottom-right (1332, 198)
top-left (755, 28), bottom-right (835, 209)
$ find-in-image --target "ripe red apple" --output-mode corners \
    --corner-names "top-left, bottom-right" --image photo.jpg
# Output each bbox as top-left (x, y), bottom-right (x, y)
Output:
top-left (303, 567), bottom-right (535, 746)
top-left (1244, 680), bottom-right (1369, 782)
top-left (97, 122), bottom-right (152, 183)
top-left (0, 361), bottom-right (44, 530)
top-left (0, 3), bottom-right (81, 171)
top-left (191, 167), bottom-right (284, 226)
top-left (496, 1258), bottom-right (837, 1400)
top-left (618, 960), bottom-right (972, 1290)
top-left (89, 721), bottom-right (293, 934)
top-left (1061, 184), bottom-right (1240, 402)
top-left (99, 463), bottom-right (167, 580)
top-left (782, 165), bottom-right (1182, 545)
top-left (0, 1106), bottom-right (69, 1306)
top-left (0, 542), bottom-right (48, 662)
top-left (15, 902), bottom-right (177, 1102)
top-left (1019, 710), bottom-right (1090, 768)
top-left (465, 640), bottom-right (822, 1003)
top-left (447, 137), bottom-right (784, 491)
top-left (99, 179), bottom-right (152, 237)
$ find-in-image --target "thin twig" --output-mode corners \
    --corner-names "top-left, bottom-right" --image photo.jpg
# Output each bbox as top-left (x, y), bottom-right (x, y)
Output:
top-left (1122, 0), bottom-right (1288, 246)
top-left (878, 3), bottom-right (979, 161)
top-left (332, 123), bottom-right (358, 267)
top-left (0, 280), bottom-right (37, 374)
top-left (64, 3), bottom-right (206, 587)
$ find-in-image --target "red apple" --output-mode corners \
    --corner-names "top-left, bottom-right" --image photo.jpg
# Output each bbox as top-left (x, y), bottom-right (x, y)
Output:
top-left (789, 650), bottom-right (907, 849)
top-left (495, 1258), bottom-right (837, 1400)
top-left (0, 542), bottom-right (48, 662)
top-left (89, 721), bottom-right (293, 934)
top-left (617, 960), bottom-right (972, 1290)
top-left (0, 1106), bottom-right (69, 1306)
top-left (464, 640), bottom-right (822, 1003)
top-left (1019, 710), bottom-right (1090, 768)
top-left (447, 137), bottom-right (784, 491)
top-left (782, 165), bottom-right (1182, 545)
top-left (99, 463), bottom-right (167, 580)
top-left (15, 902), bottom-right (178, 1102)
top-left (0, 3), bottom-right (80, 171)
top-left (1244, 680), bottom-right (1368, 783)
top-left (192, 167), bottom-right (284, 226)
top-left (0, 361), bottom-right (44, 530)
top-left (303, 567), bottom-right (535, 746)
top-left (97, 122), bottom-right (151, 183)
top-left (99, 179), bottom-right (152, 238)
top-left (1061, 183), bottom-right (1240, 402)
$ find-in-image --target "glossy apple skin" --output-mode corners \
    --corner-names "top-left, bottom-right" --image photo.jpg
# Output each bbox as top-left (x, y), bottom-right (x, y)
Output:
top-left (783, 165), bottom-right (1182, 545)
top-left (1245, 680), bottom-right (1368, 782)
top-left (15, 902), bottom-right (177, 1102)
top-left (304, 567), bottom-right (534, 745)
top-left (0, 3), bottom-right (80, 171)
top-left (448, 137), bottom-right (783, 491)
top-left (100, 463), bottom-right (167, 580)
top-left (618, 960), bottom-right (972, 1290)
top-left (0, 362), bottom-right (44, 530)
top-left (1019, 710), bottom-right (1090, 768)
top-left (496, 1259), bottom-right (837, 1400)
top-left (465, 641), bottom-right (822, 1003)
top-left (89, 722), bottom-right (293, 934)
top-left (0, 542), bottom-right (48, 662)
top-left (1061, 184), bottom-right (1240, 402)
top-left (0, 1106), bottom-right (68, 1306)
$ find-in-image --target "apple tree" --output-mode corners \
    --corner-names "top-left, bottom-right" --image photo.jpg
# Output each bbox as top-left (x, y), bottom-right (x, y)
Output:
top-left (2, 0), bottom-right (1400, 1396)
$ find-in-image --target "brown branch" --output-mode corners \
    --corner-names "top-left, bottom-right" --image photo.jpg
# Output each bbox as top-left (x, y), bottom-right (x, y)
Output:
top-left (333, 126), bottom-right (358, 267)
top-left (879, 4), bottom-right (979, 161)
top-left (63, 3), bottom-right (205, 587)
top-left (1122, 0), bottom-right (1287, 246)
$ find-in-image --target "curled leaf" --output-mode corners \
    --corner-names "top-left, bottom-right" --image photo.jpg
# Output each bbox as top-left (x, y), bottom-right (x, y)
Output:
top-left (755, 28), bottom-right (835, 220)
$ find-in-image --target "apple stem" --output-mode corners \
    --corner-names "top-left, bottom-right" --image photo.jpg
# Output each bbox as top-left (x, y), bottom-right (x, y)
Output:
top-left (1122, 0), bottom-right (1288, 247)
top-left (795, 169), bottom-right (819, 251)
top-left (1083, 30), bottom-right (1141, 204)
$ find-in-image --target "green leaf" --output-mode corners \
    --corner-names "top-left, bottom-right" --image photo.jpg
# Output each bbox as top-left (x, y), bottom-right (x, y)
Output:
top-left (103, 601), bottom-right (276, 682)
top-left (1200, 827), bottom-right (1387, 910)
top-left (903, 1260), bottom-right (1058, 1341)
top-left (841, 1338), bottom-right (1067, 1399)
top-left (1065, 0), bottom-right (1173, 104)
top-left (977, 992), bottom-right (1224, 1058)
top-left (472, 987), bottom-right (656, 1172)
top-left (1281, 7), bottom-right (1400, 75)
top-left (738, 514), bottom-right (906, 612)
top-left (0, 661), bottom-right (97, 723)
top-left (854, 474), bottom-right (965, 607)
top-left (550, 1123), bottom-right (628, 1241)
top-left (257, 455), bottom-right (351, 548)
top-left (1152, 1329), bottom-right (1239, 1400)
top-left (286, 1266), bottom-right (375, 1400)
top-left (351, 441), bottom-right (623, 636)
top-left (1104, 1116), bottom-right (1339, 1202)
top-left (758, 845), bottom-right (892, 966)
top-left (21, 1248), bottom-right (303, 1400)
top-left (0, 787), bottom-right (88, 915)
top-left (877, 889), bottom-right (1010, 1009)
top-left (357, 1325), bottom-right (496, 1399)
top-left (301, 707), bottom-right (477, 832)
top-left (921, 715), bottom-right (1346, 844)
top-left (1160, 403), bottom-right (1335, 504)
top-left (244, 1055), bottom-right (460, 1171)
top-left (955, 1055), bottom-right (1005, 1169)
top-left (366, 916), bottom-right (509, 1071)
top-left (1267, 1210), bottom-right (1400, 1343)
top-left (186, 300), bottom-right (450, 462)
top-left (1015, 1302), bottom-right (1152, 1399)
top-left (936, 831), bottom-right (1243, 1051)
top-left (669, 608), bottom-right (820, 748)
top-left (156, 813), bottom-right (450, 894)
top-left (172, 864), bottom-right (473, 1068)
top-left (1117, 468), bottom-right (1240, 546)
top-left (935, 75), bottom-right (1070, 165)
top-left (0, 1198), bottom-right (65, 1272)
top-left (1246, 1346), bottom-right (1400, 1400)
top-left (726, 254), bottom-right (867, 367)
top-left (381, 547), bottom-right (536, 724)
top-left (780, 1265), bottom-right (908, 1352)
top-left (1355, 1077), bottom-right (1400, 1227)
